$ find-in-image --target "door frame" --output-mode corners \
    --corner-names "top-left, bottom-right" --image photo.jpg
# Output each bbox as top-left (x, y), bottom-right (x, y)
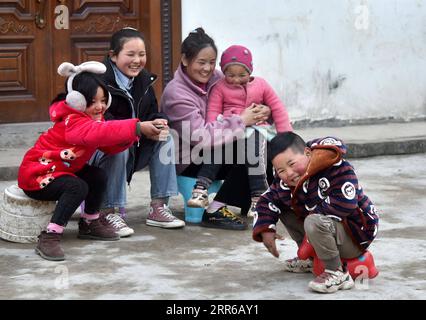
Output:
top-left (139, 0), bottom-right (182, 97)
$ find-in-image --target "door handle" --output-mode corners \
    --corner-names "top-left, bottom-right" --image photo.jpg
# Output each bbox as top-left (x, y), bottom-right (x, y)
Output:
top-left (35, 0), bottom-right (47, 29)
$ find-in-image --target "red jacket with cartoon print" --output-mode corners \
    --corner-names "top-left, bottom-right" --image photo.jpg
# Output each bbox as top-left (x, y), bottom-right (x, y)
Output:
top-left (18, 100), bottom-right (139, 191)
top-left (252, 137), bottom-right (379, 251)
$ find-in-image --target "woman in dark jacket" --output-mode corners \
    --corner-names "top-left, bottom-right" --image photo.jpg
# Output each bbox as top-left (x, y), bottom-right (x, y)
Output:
top-left (91, 28), bottom-right (185, 236)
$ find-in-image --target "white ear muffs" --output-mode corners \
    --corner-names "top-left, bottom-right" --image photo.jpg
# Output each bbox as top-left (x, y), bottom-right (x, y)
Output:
top-left (106, 91), bottom-right (112, 109)
top-left (65, 73), bottom-right (87, 111)
top-left (58, 61), bottom-right (112, 111)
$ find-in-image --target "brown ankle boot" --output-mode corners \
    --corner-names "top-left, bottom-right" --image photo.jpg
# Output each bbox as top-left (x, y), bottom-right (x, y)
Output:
top-left (35, 231), bottom-right (65, 261)
top-left (78, 218), bottom-right (119, 241)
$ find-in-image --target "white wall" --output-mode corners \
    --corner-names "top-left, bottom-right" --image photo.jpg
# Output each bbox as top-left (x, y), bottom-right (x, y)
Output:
top-left (182, 0), bottom-right (426, 124)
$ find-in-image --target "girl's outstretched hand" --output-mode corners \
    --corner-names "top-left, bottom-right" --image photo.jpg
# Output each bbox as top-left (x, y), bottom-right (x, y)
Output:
top-left (151, 119), bottom-right (170, 141)
top-left (139, 121), bottom-right (162, 140)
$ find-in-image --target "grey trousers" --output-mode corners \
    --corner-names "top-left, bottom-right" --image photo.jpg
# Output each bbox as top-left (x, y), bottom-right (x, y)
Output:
top-left (279, 212), bottom-right (362, 270)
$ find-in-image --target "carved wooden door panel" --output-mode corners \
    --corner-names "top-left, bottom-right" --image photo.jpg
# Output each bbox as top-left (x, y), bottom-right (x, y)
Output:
top-left (0, 0), bottom-right (181, 123)
top-left (0, 0), bottom-right (53, 123)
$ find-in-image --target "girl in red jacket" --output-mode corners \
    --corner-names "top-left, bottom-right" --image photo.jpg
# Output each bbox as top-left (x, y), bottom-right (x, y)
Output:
top-left (18, 61), bottom-right (163, 261)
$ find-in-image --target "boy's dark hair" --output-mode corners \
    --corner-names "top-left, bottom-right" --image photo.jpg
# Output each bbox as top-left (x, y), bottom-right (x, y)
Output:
top-left (181, 27), bottom-right (217, 62)
top-left (52, 72), bottom-right (109, 107)
top-left (268, 132), bottom-right (306, 161)
top-left (110, 27), bottom-right (145, 56)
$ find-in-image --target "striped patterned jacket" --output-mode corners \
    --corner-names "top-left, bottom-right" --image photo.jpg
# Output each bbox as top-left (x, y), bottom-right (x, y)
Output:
top-left (252, 137), bottom-right (379, 251)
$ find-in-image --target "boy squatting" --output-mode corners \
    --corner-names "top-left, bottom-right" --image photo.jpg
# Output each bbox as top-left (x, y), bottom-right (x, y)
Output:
top-left (252, 132), bottom-right (379, 293)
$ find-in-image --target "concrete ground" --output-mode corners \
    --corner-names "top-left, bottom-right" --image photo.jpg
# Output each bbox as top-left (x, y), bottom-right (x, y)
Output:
top-left (0, 152), bottom-right (425, 300)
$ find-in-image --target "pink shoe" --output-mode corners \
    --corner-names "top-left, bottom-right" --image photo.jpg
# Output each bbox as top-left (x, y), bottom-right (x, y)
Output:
top-left (146, 204), bottom-right (185, 229)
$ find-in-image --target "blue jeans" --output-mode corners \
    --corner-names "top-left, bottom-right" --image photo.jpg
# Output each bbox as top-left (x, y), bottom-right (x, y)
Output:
top-left (90, 135), bottom-right (178, 208)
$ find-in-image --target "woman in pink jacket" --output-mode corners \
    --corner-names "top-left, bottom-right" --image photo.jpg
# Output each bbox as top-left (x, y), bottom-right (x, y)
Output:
top-left (18, 62), bottom-right (161, 261)
top-left (188, 45), bottom-right (293, 217)
top-left (161, 28), bottom-right (272, 230)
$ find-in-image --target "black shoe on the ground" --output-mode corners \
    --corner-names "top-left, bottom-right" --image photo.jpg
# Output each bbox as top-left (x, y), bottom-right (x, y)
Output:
top-left (201, 207), bottom-right (247, 230)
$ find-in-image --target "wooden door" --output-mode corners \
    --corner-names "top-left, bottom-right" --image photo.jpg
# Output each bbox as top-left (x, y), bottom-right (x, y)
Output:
top-left (0, 0), bottom-right (52, 123)
top-left (0, 0), bottom-right (181, 124)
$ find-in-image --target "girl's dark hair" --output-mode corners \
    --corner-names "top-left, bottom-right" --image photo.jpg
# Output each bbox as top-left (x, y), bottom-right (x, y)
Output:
top-left (181, 27), bottom-right (217, 62)
top-left (51, 92), bottom-right (66, 104)
top-left (51, 72), bottom-right (109, 107)
top-left (110, 27), bottom-right (145, 55)
top-left (268, 132), bottom-right (306, 161)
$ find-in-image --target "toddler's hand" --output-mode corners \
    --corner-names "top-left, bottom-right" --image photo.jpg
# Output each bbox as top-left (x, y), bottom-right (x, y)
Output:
top-left (252, 103), bottom-right (271, 125)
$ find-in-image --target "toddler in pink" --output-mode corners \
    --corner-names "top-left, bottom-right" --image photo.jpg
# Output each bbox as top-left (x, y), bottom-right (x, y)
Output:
top-left (206, 44), bottom-right (292, 134)
top-left (188, 45), bottom-right (293, 217)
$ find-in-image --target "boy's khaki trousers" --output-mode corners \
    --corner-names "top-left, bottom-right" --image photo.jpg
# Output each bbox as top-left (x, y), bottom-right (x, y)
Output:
top-left (279, 212), bottom-right (362, 270)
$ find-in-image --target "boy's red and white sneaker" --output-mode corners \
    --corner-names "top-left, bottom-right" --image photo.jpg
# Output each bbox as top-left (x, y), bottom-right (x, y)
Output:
top-left (309, 268), bottom-right (354, 293)
top-left (283, 257), bottom-right (313, 273)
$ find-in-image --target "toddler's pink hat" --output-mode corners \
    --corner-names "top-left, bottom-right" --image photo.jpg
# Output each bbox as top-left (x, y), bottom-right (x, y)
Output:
top-left (220, 45), bottom-right (253, 74)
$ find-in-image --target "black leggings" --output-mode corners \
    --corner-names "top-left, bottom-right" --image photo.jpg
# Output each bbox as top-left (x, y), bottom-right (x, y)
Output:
top-left (24, 165), bottom-right (107, 226)
top-left (195, 130), bottom-right (268, 196)
top-left (181, 140), bottom-right (274, 215)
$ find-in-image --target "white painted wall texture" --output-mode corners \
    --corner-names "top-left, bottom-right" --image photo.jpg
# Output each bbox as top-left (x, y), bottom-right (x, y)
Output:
top-left (181, 0), bottom-right (426, 125)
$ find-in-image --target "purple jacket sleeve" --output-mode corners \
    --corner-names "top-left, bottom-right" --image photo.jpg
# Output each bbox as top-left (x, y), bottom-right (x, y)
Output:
top-left (206, 84), bottom-right (225, 123)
